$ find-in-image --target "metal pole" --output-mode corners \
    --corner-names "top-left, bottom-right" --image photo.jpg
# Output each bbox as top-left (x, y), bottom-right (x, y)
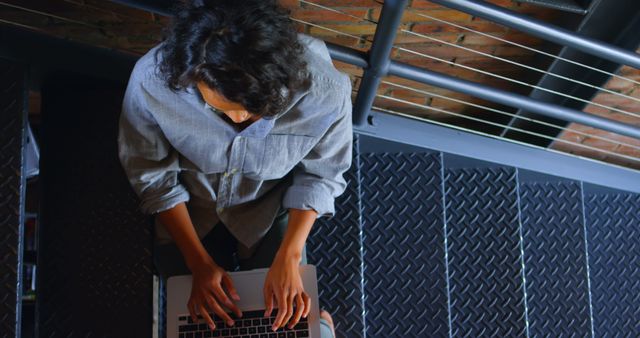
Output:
top-left (324, 41), bottom-right (368, 68)
top-left (388, 60), bottom-right (640, 139)
top-left (430, 0), bottom-right (640, 69)
top-left (352, 0), bottom-right (408, 127)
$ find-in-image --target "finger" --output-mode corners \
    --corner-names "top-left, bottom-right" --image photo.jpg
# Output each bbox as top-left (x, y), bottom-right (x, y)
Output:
top-left (263, 284), bottom-right (274, 318)
top-left (198, 304), bottom-right (216, 331)
top-left (289, 293), bottom-right (304, 329)
top-left (281, 290), bottom-right (295, 329)
top-left (206, 295), bottom-right (235, 327)
top-left (211, 284), bottom-right (242, 319)
top-left (302, 292), bottom-right (311, 318)
top-left (188, 301), bottom-right (198, 324)
top-left (272, 288), bottom-right (289, 331)
top-left (222, 273), bottom-right (241, 301)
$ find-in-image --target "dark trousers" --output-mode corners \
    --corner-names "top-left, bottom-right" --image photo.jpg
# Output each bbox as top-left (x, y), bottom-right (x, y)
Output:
top-left (153, 208), bottom-right (308, 280)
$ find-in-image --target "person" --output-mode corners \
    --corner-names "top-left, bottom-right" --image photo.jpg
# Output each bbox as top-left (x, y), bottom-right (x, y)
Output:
top-left (117, 1), bottom-right (351, 337)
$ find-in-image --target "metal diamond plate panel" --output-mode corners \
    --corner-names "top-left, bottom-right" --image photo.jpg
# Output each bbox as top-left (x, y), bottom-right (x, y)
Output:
top-left (37, 75), bottom-right (154, 337)
top-left (445, 167), bottom-right (526, 337)
top-left (585, 192), bottom-right (640, 337)
top-left (520, 181), bottom-right (591, 337)
top-left (360, 151), bottom-right (449, 338)
top-left (306, 133), bottom-right (365, 338)
top-left (0, 60), bottom-right (27, 338)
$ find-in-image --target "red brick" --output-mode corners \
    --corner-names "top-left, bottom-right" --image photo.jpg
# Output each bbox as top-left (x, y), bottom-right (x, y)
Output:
top-left (397, 33), bottom-right (464, 45)
top-left (394, 43), bottom-right (497, 59)
top-left (0, 0), bottom-right (133, 24)
top-left (408, 1), bottom-right (442, 10)
top-left (302, 0), bottom-right (379, 8)
top-left (291, 8), bottom-right (369, 23)
top-left (307, 23), bottom-right (378, 36)
top-left (80, 0), bottom-right (154, 21)
top-left (550, 139), bottom-right (610, 162)
top-left (461, 31), bottom-right (546, 46)
top-left (400, 8), bottom-right (473, 23)
top-left (410, 21), bottom-right (507, 35)
top-left (602, 76), bottom-right (639, 92)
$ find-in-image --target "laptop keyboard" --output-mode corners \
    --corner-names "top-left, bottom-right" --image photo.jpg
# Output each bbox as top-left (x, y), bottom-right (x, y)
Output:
top-left (177, 309), bottom-right (310, 338)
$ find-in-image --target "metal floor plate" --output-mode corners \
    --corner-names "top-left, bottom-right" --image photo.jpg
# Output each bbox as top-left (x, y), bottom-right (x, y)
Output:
top-left (585, 192), bottom-right (640, 337)
top-left (520, 181), bottom-right (592, 337)
top-left (360, 151), bottom-right (449, 337)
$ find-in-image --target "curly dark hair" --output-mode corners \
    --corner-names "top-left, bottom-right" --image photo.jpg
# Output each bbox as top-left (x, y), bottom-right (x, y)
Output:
top-left (154, 0), bottom-right (312, 118)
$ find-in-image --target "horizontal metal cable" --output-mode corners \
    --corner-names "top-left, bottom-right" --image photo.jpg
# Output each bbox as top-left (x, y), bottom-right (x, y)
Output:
top-left (291, 11), bottom-right (640, 121)
top-left (301, 0), bottom-right (640, 105)
top-left (289, 17), bottom-right (370, 43)
top-left (373, 105), bottom-right (640, 173)
top-left (405, 9), bottom-right (640, 87)
top-left (398, 28), bottom-right (640, 106)
top-left (293, 6), bottom-right (640, 162)
top-left (374, 95), bottom-right (640, 164)
top-left (392, 45), bottom-right (640, 120)
top-left (380, 79), bottom-right (640, 152)
top-left (354, 73), bottom-right (640, 152)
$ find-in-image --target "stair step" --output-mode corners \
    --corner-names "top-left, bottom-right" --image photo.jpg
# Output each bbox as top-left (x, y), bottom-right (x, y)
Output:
top-left (583, 186), bottom-right (640, 336)
top-left (360, 151), bottom-right (448, 337)
top-left (519, 177), bottom-right (592, 336)
top-left (444, 166), bottom-right (526, 336)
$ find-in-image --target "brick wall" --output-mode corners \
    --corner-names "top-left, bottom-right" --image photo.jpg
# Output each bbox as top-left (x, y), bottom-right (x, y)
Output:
top-left (4, 0), bottom-right (639, 169)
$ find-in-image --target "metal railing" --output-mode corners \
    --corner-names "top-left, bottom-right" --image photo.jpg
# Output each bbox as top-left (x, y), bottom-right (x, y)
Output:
top-left (290, 0), bottom-right (640, 172)
top-left (48, 0), bottom-right (635, 190)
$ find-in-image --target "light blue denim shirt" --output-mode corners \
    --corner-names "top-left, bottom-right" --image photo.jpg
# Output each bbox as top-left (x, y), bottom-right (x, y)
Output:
top-left (117, 33), bottom-right (353, 248)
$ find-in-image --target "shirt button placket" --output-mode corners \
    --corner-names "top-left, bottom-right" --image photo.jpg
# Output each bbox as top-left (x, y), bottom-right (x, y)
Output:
top-left (219, 135), bottom-right (244, 213)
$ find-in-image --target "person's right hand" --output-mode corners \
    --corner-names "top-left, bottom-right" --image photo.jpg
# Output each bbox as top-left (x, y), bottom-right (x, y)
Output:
top-left (188, 256), bottom-right (243, 331)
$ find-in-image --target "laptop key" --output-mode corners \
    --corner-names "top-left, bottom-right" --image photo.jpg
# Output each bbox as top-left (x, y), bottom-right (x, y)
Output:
top-left (258, 326), bottom-right (266, 333)
top-left (244, 319), bottom-right (253, 327)
top-left (260, 334), bottom-right (268, 338)
top-left (194, 332), bottom-right (202, 338)
top-left (245, 310), bottom-right (262, 318)
top-left (261, 318), bottom-right (269, 325)
top-left (287, 332), bottom-right (295, 338)
top-left (296, 330), bottom-right (309, 338)
top-left (277, 332), bottom-right (286, 338)
top-left (268, 333), bottom-right (277, 338)
top-left (240, 328), bottom-right (248, 334)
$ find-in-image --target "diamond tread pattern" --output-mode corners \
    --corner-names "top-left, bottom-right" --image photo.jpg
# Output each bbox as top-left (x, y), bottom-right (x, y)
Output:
top-left (306, 134), bottom-right (365, 338)
top-left (520, 181), bottom-right (592, 337)
top-left (585, 192), bottom-right (640, 337)
top-left (360, 152), bottom-right (449, 337)
top-left (0, 60), bottom-right (26, 338)
top-left (445, 167), bottom-right (526, 337)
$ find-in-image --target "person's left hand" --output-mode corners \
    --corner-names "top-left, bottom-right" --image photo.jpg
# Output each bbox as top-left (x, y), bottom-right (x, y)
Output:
top-left (263, 251), bottom-right (311, 331)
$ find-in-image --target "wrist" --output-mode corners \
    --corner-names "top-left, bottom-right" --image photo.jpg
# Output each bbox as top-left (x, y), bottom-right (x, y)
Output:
top-left (276, 246), bottom-right (303, 263)
top-left (184, 246), bottom-right (214, 271)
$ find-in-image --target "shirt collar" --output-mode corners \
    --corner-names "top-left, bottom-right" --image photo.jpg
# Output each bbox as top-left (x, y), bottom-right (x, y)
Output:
top-left (190, 84), bottom-right (311, 138)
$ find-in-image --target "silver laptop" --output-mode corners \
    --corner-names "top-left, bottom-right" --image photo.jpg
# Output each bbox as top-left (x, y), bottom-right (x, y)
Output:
top-left (167, 264), bottom-right (321, 338)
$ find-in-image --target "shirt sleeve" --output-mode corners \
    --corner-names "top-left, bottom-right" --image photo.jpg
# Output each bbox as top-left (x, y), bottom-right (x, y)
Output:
top-left (117, 79), bottom-right (190, 215)
top-left (281, 88), bottom-right (353, 218)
